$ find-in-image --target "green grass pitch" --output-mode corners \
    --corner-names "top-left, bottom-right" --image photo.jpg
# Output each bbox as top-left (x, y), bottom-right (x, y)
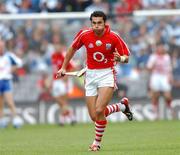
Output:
top-left (0, 120), bottom-right (180, 155)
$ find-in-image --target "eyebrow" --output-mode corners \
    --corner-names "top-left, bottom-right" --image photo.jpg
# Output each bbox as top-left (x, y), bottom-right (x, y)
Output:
top-left (92, 21), bottom-right (103, 24)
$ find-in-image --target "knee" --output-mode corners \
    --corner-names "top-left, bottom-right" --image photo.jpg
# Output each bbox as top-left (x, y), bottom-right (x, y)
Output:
top-left (90, 116), bottom-right (96, 122)
top-left (95, 107), bottom-right (104, 116)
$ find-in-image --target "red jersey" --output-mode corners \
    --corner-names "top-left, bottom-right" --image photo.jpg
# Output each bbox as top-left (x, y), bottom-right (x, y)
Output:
top-left (51, 51), bottom-right (74, 79)
top-left (71, 25), bottom-right (130, 69)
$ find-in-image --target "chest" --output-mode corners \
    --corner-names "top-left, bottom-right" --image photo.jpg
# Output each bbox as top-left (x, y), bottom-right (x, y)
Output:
top-left (0, 57), bottom-right (10, 68)
top-left (82, 35), bottom-right (115, 54)
top-left (154, 55), bottom-right (169, 67)
top-left (52, 54), bottom-right (64, 66)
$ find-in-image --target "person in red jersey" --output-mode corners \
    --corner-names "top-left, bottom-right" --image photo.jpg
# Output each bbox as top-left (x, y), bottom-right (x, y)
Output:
top-left (147, 42), bottom-right (174, 120)
top-left (56, 11), bottom-right (133, 151)
top-left (51, 44), bottom-right (76, 125)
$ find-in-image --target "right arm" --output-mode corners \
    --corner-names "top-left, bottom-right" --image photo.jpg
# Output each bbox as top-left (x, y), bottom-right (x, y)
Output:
top-left (146, 54), bottom-right (155, 73)
top-left (56, 46), bottom-right (76, 78)
top-left (57, 29), bottom-right (84, 78)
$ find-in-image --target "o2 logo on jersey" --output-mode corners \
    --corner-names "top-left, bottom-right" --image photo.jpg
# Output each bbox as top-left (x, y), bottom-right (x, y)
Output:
top-left (93, 52), bottom-right (107, 63)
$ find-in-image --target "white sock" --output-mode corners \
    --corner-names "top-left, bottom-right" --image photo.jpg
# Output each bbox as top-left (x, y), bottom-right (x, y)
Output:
top-left (118, 103), bottom-right (126, 112)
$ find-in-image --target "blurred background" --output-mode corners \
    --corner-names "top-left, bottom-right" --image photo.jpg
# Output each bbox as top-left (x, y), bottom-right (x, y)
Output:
top-left (0, 0), bottom-right (180, 124)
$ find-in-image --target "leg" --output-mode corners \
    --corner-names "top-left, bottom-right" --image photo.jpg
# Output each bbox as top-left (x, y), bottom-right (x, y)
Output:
top-left (86, 96), bottom-right (97, 122)
top-left (52, 79), bottom-right (75, 125)
top-left (89, 87), bottom-right (114, 151)
top-left (4, 92), bottom-right (23, 128)
top-left (163, 91), bottom-right (174, 119)
top-left (0, 95), bottom-right (8, 128)
top-left (104, 97), bottom-right (133, 121)
top-left (96, 87), bottom-right (114, 120)
top-left (151, 91), bottom-right (160, 119)
top-left (4, 92), bottom-right (17, 117)
top-left (55, 94), bottom-right (75, 125)
top-left (0, 95), bottom-right (4, 118)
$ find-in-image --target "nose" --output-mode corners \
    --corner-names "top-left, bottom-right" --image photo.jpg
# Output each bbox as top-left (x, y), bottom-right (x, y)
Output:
top-left (95, 24), bottom-right (98, 28)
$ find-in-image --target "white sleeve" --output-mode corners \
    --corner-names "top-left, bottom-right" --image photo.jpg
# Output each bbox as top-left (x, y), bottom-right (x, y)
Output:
top-left (8, 52), bottom-right (23, 68)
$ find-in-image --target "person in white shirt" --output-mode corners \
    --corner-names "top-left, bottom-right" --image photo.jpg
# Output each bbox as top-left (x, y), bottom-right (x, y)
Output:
top-left (147, 42), bottom-right (174, 120)
top-left (0, 39), bottom-right (23, 128)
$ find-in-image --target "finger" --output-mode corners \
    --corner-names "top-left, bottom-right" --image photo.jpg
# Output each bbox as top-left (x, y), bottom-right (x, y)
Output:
top-left (56, 72), bottom-right (64, 78)
top-left (56, 73), bottom-right (61, 78)
top-left (114, 52), bottom-right (120, 57)
top-left (115, 48), bottom-right (118, 53)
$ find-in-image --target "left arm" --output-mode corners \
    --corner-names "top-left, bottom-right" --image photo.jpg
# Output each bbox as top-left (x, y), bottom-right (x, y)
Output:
top-left (8, 53), bottom-right (23, 73)
top-left (113, 34), bottom-right (130, 63)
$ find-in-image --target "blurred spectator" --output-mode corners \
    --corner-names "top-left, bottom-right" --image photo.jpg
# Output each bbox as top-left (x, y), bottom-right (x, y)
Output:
top-left (40, 0), bottom-right (65, 12)
top-left (0, 39), bottom-right (23, 128)
top-left (172, 49), bottom-right (180, 87)
top-left (115, 0), bottom-right (142, 14)
top-left (5, 0), bottom-right (21, 14)
top-left (146, 42), bottom-right (174, 120)
top-left (51, 44), bottom-right (76, 126)
top-left (85, 0), bottom-right (109, 14)
top-left (75, 0), bottom-right (92, 11)
top-left (0, 1), bottom-right (7, 13)
top-left (142, 0), bottom-right (167, 9)
top-left (37, 69), bottom-right (52, 102)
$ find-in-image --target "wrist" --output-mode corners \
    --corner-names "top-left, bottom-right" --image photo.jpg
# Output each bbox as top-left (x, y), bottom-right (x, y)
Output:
top-left (120, 56), bottom-right (126, 62)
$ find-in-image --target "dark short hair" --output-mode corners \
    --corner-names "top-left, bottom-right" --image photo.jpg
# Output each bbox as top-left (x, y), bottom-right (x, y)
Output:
top-left (90, 11), bottom-right (107, 22)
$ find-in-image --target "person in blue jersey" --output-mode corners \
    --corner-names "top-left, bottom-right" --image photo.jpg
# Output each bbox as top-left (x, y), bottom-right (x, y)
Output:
top-left (0, 39), bottom-right (23, 128)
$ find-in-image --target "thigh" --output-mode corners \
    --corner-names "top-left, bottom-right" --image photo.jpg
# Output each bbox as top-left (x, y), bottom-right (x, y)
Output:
top-left (52, 80), bottom-right (67, 97)
top-left (1, 80), bottom-right (13, 94)
top-left (150, 74), bottom-right (161, 91)
top-left (96, 87), bottom-right (114, 109)
top-left (86, 96), bottom-right (97, 121)
top-left (0, 95), bottom-right (4, 106)
top-left (54, 94), bottom-right (68, 106)
top-left (85, 71), bottom-right (97, 96)
top-left (160, 76), bottom-right (171, 92)
top-left (4, 92), bottom-right (14, 105)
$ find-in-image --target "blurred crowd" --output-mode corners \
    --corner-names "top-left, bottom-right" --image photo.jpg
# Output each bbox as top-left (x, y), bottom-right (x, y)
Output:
top-left (0, 0), bottom-right (180, 14)
top-left (0, 0), bottom-right (180, 98)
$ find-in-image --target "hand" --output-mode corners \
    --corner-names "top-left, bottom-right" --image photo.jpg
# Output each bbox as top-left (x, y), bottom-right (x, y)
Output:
top-left (113, 48), bottom-right (127, 63)
top-left (56, 68), bottom-right (66, 78)
top-left (113, 49), bottom-right (121, 62)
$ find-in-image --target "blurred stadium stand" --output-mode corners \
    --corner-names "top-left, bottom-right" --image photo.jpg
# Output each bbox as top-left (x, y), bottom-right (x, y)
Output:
top-left (13, 73), bottom-right (41, 103)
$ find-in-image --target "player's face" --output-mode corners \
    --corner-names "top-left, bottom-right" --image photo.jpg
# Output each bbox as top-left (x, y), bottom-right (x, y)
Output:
top-left (156, 44), bottom-right (165, 54)
top-left (91, 17), bottom-right (105, 36)
top-left (0, 40), bottom-right (5, 55)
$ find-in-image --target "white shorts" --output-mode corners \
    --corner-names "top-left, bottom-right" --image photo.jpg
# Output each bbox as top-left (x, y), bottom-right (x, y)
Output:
top-left (52, 79), bottom-right (73, 97)
top-left (85, 68), bottom-right (116, 96)
top-left (149, 74), bottom-right (171, 92)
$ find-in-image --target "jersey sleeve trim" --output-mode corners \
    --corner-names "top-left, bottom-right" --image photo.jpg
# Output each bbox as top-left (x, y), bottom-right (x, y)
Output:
top-left (111, 31), bottom-right (130, 56)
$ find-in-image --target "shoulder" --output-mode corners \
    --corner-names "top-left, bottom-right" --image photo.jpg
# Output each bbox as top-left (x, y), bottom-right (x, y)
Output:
top-left (110, 31), bottom-right (120, 37)
top-left (6, 51), bottom-right (17, 57)
top-left (4, 52), bottom-right (13, 59)
top-left (109, 31), bottom-right (123, 40)
top-left (75, 29), bottom-right (92, 39)
top-left (165, 53), bottom-right (170, 57)
top-left (149, 54), bottom-right (157, 59)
